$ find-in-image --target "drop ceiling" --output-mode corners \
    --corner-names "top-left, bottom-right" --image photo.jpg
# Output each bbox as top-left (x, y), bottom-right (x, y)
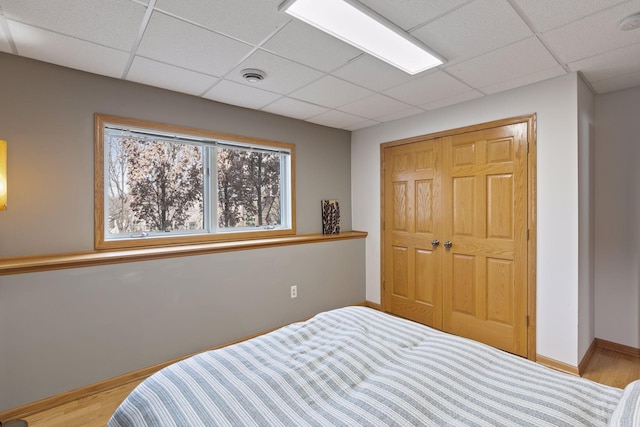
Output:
top-left (1, 0), bottom-right (639, 131)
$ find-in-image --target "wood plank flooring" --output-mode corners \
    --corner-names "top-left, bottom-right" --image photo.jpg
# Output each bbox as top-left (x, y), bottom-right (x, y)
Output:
top-left (9, 346), bottom-right (640, 427)
top-left (581, 347), bottom-right (640, 389)
top-left (21, 380), bottom-right (142, 427)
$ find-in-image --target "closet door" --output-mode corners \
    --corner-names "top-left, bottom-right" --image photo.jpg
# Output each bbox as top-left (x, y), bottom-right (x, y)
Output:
top-left (441, 123), bottom-right (528, 356)
top-left (383, 139), bottom-right (443, 328)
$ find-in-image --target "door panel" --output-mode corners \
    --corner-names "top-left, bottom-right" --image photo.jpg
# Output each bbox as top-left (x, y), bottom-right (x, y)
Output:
top-left (453, 176), bottom-right (476, 236)
top-left (442, 123), bottom-right (528, 356)
top-left (451, 254), bottom-right (476, 316)
top-left (383, 121), bottom-right (529, 357)
top-left (384, 139), bottom-right (442, 329)
top-left (391, 246), bottom-right (408, 298)
top-left (486, 257), bottom-right (514, 325)
top-left (487, 174), bottom-right (514, 239)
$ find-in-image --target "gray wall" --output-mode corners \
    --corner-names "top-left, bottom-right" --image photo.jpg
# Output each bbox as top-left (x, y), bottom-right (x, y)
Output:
top-left (0, 53), bottom-right (365, 411)
top-left (594, 86), bottom-right (640, 349)
top-left (0, 52), bottom-right (352, 257)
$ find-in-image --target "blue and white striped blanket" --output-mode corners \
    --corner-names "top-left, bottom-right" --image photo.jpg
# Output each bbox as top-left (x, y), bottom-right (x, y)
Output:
top-left (108, 306), bottom-right (637, 426)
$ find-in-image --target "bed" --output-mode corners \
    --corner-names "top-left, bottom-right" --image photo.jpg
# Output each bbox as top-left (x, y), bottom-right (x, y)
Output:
top-left (108, 306), bottom-right (640, 426)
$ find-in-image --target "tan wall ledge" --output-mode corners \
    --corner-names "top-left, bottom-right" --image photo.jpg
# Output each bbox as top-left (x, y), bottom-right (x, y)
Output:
top-left (0, 231), bottom-right (368, 276)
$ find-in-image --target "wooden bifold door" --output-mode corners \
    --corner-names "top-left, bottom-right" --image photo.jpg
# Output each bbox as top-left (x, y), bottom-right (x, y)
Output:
top-left (382, 119), bottom-right (531, 357)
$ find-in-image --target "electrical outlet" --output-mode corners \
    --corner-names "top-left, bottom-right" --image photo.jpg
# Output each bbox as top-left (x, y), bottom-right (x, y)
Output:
top-left (290, 285), bottom-right (297, 299)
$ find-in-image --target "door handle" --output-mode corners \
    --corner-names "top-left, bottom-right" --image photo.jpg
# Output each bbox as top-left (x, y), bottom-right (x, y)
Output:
top-left (444, 241), bottom-right (453, 249)
top-left (431, 239), bottom-right (440, 248)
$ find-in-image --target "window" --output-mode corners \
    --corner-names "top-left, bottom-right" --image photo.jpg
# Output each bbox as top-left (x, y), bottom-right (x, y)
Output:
top-left (95, 114), bottom-right (295, 250)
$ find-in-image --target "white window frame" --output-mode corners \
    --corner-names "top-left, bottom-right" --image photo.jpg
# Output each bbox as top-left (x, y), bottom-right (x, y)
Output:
top-left (94, 114), bottom-right (296, 250)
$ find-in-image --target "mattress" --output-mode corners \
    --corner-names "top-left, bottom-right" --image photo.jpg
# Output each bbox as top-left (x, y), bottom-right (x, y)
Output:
top-left (108, 306), bottom-right (638, 426)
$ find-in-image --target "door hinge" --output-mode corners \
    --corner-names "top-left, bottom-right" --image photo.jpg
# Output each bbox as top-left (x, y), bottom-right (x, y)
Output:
top-left (526, 315), bottom-right (530, 327)
top-left (526, 229), bottom-right (529, 240)
top-left (526, 142), bottom-right (529, 153)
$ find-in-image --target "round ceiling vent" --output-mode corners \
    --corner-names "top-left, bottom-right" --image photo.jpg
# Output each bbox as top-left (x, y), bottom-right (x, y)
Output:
top-left (241, 68), bottom-right (266, 84)
top-left (619, 12), bottom-right (640, 31)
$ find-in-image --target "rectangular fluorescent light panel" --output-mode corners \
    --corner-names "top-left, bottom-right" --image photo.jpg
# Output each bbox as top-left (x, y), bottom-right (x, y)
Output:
top-left (279, 0), bottom-right (443, 75)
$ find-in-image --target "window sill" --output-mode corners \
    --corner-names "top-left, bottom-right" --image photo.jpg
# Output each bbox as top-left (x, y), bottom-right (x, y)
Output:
top-left (0, 231), bottom-right (368, 276)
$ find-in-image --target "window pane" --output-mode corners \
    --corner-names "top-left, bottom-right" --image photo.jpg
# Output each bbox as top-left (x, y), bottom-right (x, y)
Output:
top-left (217, 148), bottom-right (282, 229)
top-left (107, 135), bottom-right (205, 236)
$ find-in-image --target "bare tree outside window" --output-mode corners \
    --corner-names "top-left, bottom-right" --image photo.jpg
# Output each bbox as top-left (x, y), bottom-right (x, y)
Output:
top-left (107, 136), bottom-right (204, 235)
top-left (217, 149), bottom-right (281, 229)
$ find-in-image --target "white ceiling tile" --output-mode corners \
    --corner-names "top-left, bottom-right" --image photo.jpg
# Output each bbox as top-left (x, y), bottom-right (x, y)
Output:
top-left (510, 0), bottom-right (627, 33)
top-left (307, 110), bottom-right (364, 129)
top-left (332, 54), bottom-right (416, 92)
top-left (155, 0), bottom-right (288, 45)
top-left (591, 71), bottom-right (640, 94)
top-left (0, 0), bottom-right (146, 51)
top-left (339, 94), bottom-right (413, 120)
top-left (344, 120), bottom-right (380, 131)
top-left (569, 43), bottom-right (640, 83)
top-left (262, 20), bottom-right (361, 72)
top-left (446, 37), bottom-right (559, 89)
top-left (420, 90), bottom-right (484, 110)
top-left (262, 97), bottom-right (329, 120)
top-left (480, 66), bottom-right (566, 95)
top-left (358, 0), bottom-right (469, 30)
top-left (0, 17), bottom-right (12, 52)
top-left (226, 50), bottom-right (323, 94)
top-left (203, 80), bottom-right (282, 110)
top-left (8, 20), bottom-right (129, 78)
top-left (127, 56), bottom-right (218, 96)
top-left (383, 71), bottom-right (472, 106)
top-left (137, 12), bottom-right (254, 77)
top-left (541, 2), bottom-right (640, 63)
top-left (411, 0), bottom-right (532, 63)
top-left (376, 107), bottom-right (425, 123)
top-left (290, 76), bottom-right (374, 108)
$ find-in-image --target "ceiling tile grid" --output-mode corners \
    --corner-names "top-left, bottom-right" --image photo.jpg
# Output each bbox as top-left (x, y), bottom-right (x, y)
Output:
top-left (338, 94), bottom-right (414, 120)
top-left (568, 42), bottom-right (640, 84)
top-left (127, 56), bottom-right (219, 96)
top-left (289, 75), bottom-right (375, 109)
top-left (0, 0), bottom-right (639, 130)
top-left (203, 79), bottom-right (282, 110)
top-left (411, 0), bottom-right (533, 64)
top-left (0, 0), bottom-right (147, 51)
top-left (511, 0), bottom-right (629, 33)
top-left (383, 71), bottom-right (473, 107)
top-left (358, 0), bottom-right (471, 31)
top-left (154, 0), bottom-right (289, 45)
top-left (135, 11), bottom-right (255, 77)
top-left (0, 15), bottom-right (13, 53)
top-left (540, 1), bottom-right (640, 64)
top-left (7, 20), bottom-right (130, 78)
top-left (420, 90), bottom-right (483, 111)
top-left (307, 109), bottom-right (367, 129)
top-left (261, 97), bottom-right (329, 120)
top-left (331, 54), bottom-right (417, 92)
top-left (445, 37), bottom-right (561, 89)
top-left (261, 20), bottom-right (362, 72)
top-left (225, 49), bottom-right (324, 95)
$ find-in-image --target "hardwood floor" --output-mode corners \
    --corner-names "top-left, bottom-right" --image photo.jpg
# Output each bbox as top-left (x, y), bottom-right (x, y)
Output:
top-left (9, 347), bottom-right (640, 427)
top-left (21, 380), bottom-right (142, 427)
top-left (582, 347), bottom-right (640, 389)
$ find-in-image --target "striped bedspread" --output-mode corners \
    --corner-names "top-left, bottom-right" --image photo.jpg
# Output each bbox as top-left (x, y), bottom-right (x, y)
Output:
top-left (108, 306), bottom-right (636, 426)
